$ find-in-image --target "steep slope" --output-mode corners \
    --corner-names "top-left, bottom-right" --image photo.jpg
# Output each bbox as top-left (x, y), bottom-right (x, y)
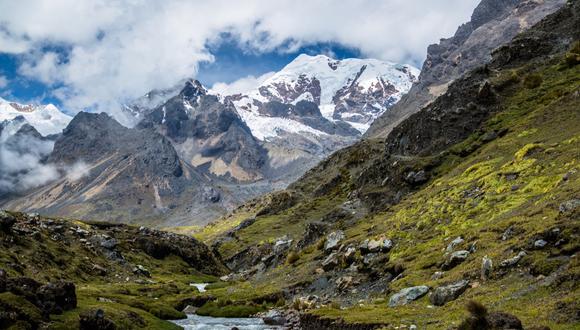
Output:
top-left (138, 80), bottom-right (268, 182)
top-left (1, 112), bottom-right (233, 226)
top-left (188, 3), bottom-right (580, 328)
top-left (0, 211), bottom-right (226, 329)
top-left (365, 0), bottom-right (565, 139)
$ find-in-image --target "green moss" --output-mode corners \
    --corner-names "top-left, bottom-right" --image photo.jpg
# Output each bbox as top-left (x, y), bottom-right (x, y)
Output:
top-left (196, 301), bottom-right (266, 318)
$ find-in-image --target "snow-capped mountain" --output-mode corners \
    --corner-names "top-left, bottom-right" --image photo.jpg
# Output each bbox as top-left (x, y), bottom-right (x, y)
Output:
top-left (226, 54), bottom-right (419, 138)
top-left (0, 97), bottom-right (71, 136)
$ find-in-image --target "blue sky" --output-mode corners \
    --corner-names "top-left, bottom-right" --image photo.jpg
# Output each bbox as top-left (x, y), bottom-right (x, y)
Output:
top-left (0, 0), bottom-right (478, 117)
top-left (0, 41), bottom-right (362, 109)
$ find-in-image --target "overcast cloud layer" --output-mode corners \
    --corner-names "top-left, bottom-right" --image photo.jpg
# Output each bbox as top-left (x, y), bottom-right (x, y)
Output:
top-left (0, 0), bottom-right (479, 119)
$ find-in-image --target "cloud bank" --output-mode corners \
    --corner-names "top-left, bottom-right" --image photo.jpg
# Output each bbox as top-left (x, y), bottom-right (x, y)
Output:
top-left (0, 119), bottom-right (89, 193)
top-left (0, 0), bottom-right (479, 120)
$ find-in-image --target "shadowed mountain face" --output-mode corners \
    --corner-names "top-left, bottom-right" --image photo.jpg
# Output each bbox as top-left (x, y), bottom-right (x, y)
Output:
top-left (138, 80), bottom-right (268, 182)
top-left (365, 0), bottom-right (566, 139)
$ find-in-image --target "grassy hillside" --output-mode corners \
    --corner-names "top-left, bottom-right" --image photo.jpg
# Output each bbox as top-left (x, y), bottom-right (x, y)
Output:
top-left (187, 4), bottom-right (580, 329)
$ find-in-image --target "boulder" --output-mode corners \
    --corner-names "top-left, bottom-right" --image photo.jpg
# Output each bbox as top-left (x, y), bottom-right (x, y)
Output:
top-left (0, 210), bottom-right (16, 231)
top-left (262, 310), bottom-right (287, 326)
top-left (500, 251), bottom-right (526, 268)
top-left (388, 286), bottom-right (429, 307)
top-left (343, 247), bottom-right (357, 263)
top-left (559, 199), bottom-right (580, 214)
top-left (446, 236), bottom-right (464, 252)
top-left (361, 238), bottom-right (394, 254)
top-left (430, 280), bottom-right (470, 306)
top-left (79, 309), bottom-right (116, 330)
top-left (273, 235), bottom-right (293, 254)
top-left (324, 231), bottom-right (344, 251)
top-left (487, 311), bottom-right (523, 329)
top-left (182, 305), bottom-right (197, 314)
top-left (442, 250), bottom-right (470, 270)
top-left (297, 222), bottom-right (327, 249)
top-left (405, 170), bottom-right (428, 185)
top-left (321, 252), bottom-right (340, 271)
top-left (132, 265), bottom-right (150, 277)
top-left (534, 239), bottom-right (548, 249)
top-left (36, 280), bottom-right (77, 314)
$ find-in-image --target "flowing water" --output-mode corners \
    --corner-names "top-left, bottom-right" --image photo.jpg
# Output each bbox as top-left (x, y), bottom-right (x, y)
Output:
top-left (171, 314), bottom-right (281, 330)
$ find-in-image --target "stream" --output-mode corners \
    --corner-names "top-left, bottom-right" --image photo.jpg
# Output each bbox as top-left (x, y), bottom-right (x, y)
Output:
top-left (170, 314), bottom-right (281, 330)
top-left (173, 283), bottom-right (282, 329)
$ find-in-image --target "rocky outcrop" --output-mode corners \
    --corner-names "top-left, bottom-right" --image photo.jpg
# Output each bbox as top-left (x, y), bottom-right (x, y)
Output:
top-left (366, 0), bottom-right (566, 139)
top-left (430, 280), bottom-right (470, 306)
top-left (388, 286), bottom-right (430, 307)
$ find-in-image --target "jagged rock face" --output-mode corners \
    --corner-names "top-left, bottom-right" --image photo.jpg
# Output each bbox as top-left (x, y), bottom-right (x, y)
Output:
top-left (51, 112), bottom-right (183, 178)
top-left (366, 0), bottom-right (566, 139)
top-left (232, 54), bottom-right (418, 138)
top-left (1, 112), bottom-right (227, 225)
top-left (139, 80), bottom-right (267, 182)
top-left (258, 73), bottom-right (322, 105)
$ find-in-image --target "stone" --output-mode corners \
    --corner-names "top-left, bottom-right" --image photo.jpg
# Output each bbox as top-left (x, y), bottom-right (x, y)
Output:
top-left (262, 310), bottom-right (287, 326)
top-left (481, 256), bottom-right (493, 281)
top-left (133, 265), bottom-right (150, 277)
top-left (324, 231), bottom-right (344, 251)
top-left (36, 280), bottom-right (77, 314)
top-left (321, 252), bottom-right (339, 271)
top-left (343, 247), bottom-right (357, 263)
top-left (430, 280), bottom-right (470, 306)
top-left (362, 238), bottom-right (394, 253)
top-left (559, 199), bottom-right (580, 214)
top-left (534, 239), bottom-right (548, 249)
top-left (446, 236), bottom-right (464, 252)
top-left (79, 309), bottom-right (116, 330)
top-left (273, 235), bottom-right (293, 254)
top-left (500, 251), bottom-right (526, 268)
top-left (297, 221), bottom-right (327, 249)
top-left (405, 170), bottom-right (428, 185)
top-left (501, 226), bottom-right (514, 241)
top-left (431, 271), bottom-right (444, 280)
top-left (487, 311), bottom-right (523, 329)
top-left (335, 276), bottom-right (358, 291)
top-left (182, 305), bottom-right (197, 314)
top-left (442, 250), bottom-right (470, 270)
top-left (0, 210), bottom-right (16, 231)
top-left (362, 253), bottom-right (378, 265)
top-left (388, 286), bottom-right (429, 307)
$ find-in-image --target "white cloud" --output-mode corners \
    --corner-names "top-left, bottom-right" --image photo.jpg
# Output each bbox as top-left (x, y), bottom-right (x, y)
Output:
top-left (0, 0), bottom-right (479, 120)
top-left (211, 71), bottom-right (275, 95)
top-left (0, 119), bottom-right (90, 193)
top-left (0, 75), bottom-right (8, 88)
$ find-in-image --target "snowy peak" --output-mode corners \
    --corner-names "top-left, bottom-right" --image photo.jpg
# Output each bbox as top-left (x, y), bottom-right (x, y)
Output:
top-left (230, 54), bottom-right (419, 138)
top-left (0, 98), bottom-right (71, 136)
